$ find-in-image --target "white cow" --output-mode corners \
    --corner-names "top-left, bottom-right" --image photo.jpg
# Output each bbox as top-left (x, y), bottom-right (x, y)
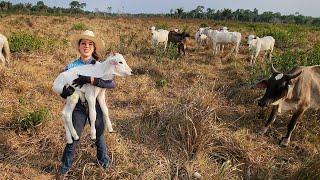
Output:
top-left (217, 27), bottom-right (229, 52)
top-left (247, 35), bottom-right (275, 64)
top-left (208, 30), bottom-right (242, 57)
top-left (150, 26), bottom-right (169, 50)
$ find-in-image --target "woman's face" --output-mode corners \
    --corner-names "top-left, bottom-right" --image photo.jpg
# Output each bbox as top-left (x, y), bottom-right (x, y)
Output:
top-left (78, 39), bottom-right (95, 59)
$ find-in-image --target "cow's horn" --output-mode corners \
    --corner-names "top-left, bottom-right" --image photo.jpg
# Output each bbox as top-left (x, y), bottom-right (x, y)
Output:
top-left (285, 71), bottom-right (302, 80)
top-left (270, 63), bottom-right (280, 74)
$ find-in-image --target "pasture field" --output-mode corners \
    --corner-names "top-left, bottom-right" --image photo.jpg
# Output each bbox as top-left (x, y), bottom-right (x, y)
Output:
top-left (1, 14), bottom-right (320, 179)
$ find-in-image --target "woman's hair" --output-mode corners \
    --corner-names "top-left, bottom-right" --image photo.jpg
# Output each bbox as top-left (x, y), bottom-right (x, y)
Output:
top-left (78, 39), bottom-right (102, 60)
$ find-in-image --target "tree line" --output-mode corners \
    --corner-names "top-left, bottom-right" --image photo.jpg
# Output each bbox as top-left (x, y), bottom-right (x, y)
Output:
top-left (1, 1), bottom-right (320, 26)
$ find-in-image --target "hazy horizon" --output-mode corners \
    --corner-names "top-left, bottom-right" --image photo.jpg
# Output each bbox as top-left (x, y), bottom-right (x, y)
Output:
top-left (9, 0), bottom-right (320, 18)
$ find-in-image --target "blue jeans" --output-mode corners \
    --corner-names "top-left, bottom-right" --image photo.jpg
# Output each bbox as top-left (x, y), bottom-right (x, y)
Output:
top-left (60, 101), bottom-right (110, 174)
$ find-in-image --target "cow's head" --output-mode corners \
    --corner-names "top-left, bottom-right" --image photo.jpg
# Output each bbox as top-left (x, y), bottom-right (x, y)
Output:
top-left (253, 64), bottom-right (302, 107)
top-left (150, 26), bottom-right (156, 31)
top-left (246, 35), bottom-right (257, 45)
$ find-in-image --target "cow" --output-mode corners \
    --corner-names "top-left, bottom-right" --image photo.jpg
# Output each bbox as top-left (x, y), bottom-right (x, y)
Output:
top-left (247, 35), bottom-right (275, 64)
top-left (254, 64), bottom-right (320, 146)
top-left (168, 31), bottom-right (190, 55)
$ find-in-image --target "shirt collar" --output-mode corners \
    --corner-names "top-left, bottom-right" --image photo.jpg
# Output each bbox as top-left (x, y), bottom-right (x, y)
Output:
top-left (79, 57), bottom-right (94, 64)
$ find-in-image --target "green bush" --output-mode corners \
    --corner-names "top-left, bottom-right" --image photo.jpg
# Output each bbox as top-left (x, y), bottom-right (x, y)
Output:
top-left (256, 26), bottom-right (306, 49)
top-left (72, 22), bottom-right (86, 30)
top-left (8, 32), bottom-right (44, 52)
top-left (17, 108), bottom-right (48, 131)
top-left (166, 43), bottom-right (179, 60)
top-left (156, 78), bottom-right (168, 87)
top-left (200, 23), bottom-right (209, 28)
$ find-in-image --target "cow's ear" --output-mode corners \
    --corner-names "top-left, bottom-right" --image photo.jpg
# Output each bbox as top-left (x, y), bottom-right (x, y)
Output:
top-left (252, 79), bottom-right (268, 89)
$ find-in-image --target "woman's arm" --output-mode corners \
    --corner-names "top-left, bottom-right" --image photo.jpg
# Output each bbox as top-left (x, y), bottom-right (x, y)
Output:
top-left (72, 75), bottom-right (116, 89)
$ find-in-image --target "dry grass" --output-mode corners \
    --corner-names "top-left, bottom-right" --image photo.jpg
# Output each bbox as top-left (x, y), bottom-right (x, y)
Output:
top-left (0, 14), bottom-right (320, 179)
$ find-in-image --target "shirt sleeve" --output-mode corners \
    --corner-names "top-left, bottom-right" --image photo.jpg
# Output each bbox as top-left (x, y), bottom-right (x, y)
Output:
top-left (93, 78), bottom-right (116, 89)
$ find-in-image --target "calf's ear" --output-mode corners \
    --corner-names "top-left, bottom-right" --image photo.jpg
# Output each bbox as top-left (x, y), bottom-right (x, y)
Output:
top-left (251, 79), bottom-right (268, 89)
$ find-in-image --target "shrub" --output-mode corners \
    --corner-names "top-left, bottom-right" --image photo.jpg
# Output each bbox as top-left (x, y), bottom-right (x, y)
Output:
top-left (166, 43), bottom-right (179, 60)
top-left (71, 22), bottom-right (86, 30)
top-left (156, 78), bottom-right (168, 87)
top-left (17, 108), bottom-right (48, 131)
top-left (200, 23), bottom-right (209, 28)
top-left (8, 32), bottom-right (44, 52)
top-left (256, 25), bottom-right (306, 49)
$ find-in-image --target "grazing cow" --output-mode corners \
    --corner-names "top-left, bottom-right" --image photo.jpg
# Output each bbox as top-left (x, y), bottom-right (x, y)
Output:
top-left (168, 31), bottom-right (190, 55)
top-left (247, 35), bottom-right (275, 64)
top-left (254, 64), bottom-right (320, 146)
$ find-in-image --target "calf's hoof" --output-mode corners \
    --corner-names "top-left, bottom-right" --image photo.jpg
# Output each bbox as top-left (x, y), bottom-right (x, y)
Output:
top-left (279, 138), bottom-right (290, 147)
top-left (73, 135), bottom-right (79, 141)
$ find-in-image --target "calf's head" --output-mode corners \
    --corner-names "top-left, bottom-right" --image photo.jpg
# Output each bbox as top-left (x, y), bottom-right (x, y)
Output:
top-left (106, 53), bottom-right (132, 77)
top-left (254, 64), bottom-right (301, 107)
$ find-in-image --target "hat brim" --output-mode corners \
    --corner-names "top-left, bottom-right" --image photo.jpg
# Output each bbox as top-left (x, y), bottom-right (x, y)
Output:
top-left (70, 34), bottom-right (105, 54)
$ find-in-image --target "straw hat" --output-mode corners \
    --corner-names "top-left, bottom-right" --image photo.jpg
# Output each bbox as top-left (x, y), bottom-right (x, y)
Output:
top-left (70, 30), bottom-right (105, 53)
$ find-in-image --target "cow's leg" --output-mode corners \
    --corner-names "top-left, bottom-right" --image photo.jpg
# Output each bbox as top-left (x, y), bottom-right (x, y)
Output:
top-left (86, 95), bottom-right (97, 140)
top-left (164, 41), bottom-right (167, 50)
top-left (280, 108), bottom-right (306, 146)
top-left (254, 51), bottom-right (259, 64)
top-left (212, 42), bottom-right (217, 55)
top-left (221, 45), bottom-right (224, 53)
top-left (260, 105), bottom-right (279, 135)
top-left (62, 93), bottom-right (80, 142)
top-left (97, 90), bottom-right (113, 133)
top-left (182, 45), bottom-right (186, 56)
top-left (250, 53), bottom-right (254, 64)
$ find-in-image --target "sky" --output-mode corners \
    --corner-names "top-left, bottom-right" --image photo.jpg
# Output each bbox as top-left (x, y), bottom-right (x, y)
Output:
top-left (10, 0), bottom-right (320, 17)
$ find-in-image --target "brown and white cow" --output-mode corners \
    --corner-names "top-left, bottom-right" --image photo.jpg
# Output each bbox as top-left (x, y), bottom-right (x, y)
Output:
top-left (254, 64), bottom-right (320, 146)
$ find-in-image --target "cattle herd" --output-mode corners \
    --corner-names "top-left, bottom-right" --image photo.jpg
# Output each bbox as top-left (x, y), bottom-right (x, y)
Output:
top-left (150, 25), bottom-right (320, 146)
top-left (0, 24), bottom-right (319, 147)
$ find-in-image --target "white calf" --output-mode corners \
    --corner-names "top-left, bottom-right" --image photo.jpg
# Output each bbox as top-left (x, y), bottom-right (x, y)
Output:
top-left (53, 53), bottom-right (132, 144)
top-left (195, 27), bottom-right (211, 48)
top-left (0, 34), bottom-right (10, 65)
top-left (247, 35), bottom-right (275, 64)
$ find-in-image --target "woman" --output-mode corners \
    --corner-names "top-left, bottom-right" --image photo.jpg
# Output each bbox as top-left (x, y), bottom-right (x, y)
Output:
top-left (57, 30), bottom-right (114, 179)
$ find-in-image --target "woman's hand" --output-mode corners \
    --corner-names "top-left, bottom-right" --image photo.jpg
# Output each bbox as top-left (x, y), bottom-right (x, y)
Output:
top-left (72, 75), bottom-right (92, 88)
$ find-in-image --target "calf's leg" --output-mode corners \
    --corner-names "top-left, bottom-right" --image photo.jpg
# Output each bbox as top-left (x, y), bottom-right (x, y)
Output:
top-left (62, 93), bottom-right (80, 143)
top-left (97, 90), bottom-right (113, 132)
top-left (86, 94), bottom-right (98, 140)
